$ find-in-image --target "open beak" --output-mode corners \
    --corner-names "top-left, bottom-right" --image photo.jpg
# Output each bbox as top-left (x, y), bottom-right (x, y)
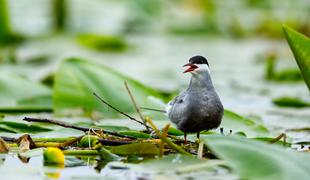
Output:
top-left (183, 63), bottom-right (198, 73)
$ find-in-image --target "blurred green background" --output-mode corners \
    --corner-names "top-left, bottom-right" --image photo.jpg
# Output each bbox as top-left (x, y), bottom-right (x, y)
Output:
top-left (0, 0), bottom-right (310, 179)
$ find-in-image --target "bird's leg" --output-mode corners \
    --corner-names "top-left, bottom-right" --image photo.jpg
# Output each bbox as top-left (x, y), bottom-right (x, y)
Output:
top-left (184, 132), bottom-right (187, 144)
top-left (196, 131), bottom-right (201, 143)
top-left (196, 132), bottom-right (200, 139)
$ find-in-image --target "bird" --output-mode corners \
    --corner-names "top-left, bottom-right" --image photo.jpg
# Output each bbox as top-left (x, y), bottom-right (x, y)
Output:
top-left (166, 55), bottom-right (224, 143)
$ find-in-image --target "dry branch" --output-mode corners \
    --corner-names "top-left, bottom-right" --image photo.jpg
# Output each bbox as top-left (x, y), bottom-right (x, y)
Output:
top-left (124, 81), bottom-right (150, 132)
top-left (22, 117), bottom-right (135, 139)
top-left (93, 92), bottom-right (151, 130)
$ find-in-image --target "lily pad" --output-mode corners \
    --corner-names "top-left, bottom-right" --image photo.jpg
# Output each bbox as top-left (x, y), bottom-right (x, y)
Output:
top-left (77, 34), bottom-right (127, 52)
top-left (0, 72), bottom-right (52, 112)
top-left (283, 25), bottom-right (310, 90)
top-left (131, 154), bottom-right (224, 173)
top-left (204, 135), bottom-right (310, 180)
top-left (53, 58), bottom-right (166, 117)
top-left (272, 96), bottom-right (310, 108)
top-left (0, 118), bottom-right (52, 133)
top-left (221, 110), bottom-right (269, 138)
top-left (109, 143), bottom-right (158, 156)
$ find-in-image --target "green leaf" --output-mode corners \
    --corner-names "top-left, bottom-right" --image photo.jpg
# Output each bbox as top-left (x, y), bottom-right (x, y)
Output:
top-left (283, 25), bottom-right (310, 90)
top-left (204, 135), bottom-right (310, 180)
top-left (118, 130), bottom-right (151, 139)
top-left (132, 154), bottom-right (223, 173)
top-left (0, 72), bottom-right (52, 112)
top-left (77, 34), bottom-right (127, 52)
top-left (53, 58), bottom-right (165, 117)
top-left (272, 96), bottom-right (310, 108)
top-left (221, 110), bottom-right (269, 138)
top-left (0, 120), bottom-right (52, 133)
top-left (109, 143), bottom-right (159, 156)
top-left (98, 147), bottom-right (121, 161)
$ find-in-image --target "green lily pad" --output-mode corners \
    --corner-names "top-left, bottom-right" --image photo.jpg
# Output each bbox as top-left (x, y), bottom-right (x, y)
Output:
top-left (204, 135), bottom-right (310, 180)
top-left (109, 143), bottom-right (158, 156)
top-left (0, 120), bottom-right (52, 133)
top-left (221, 110), bottom-right (269, 138)
top-left (272, 96), bottom-right (310, 108)
top-left (77, 34), bottom-right (127, 52)
top-left (0, 72), bottom-right (52, 112)
top-left (283, 25), bottom-right (310, 90)
top-left (132, 154), bottom-right (224, 173)
top-left (53, 58), bottom-right (166, 117)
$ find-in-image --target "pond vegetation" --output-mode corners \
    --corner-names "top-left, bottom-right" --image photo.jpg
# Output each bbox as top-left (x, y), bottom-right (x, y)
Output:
top-left (0, 0), bottom-right (309, 179)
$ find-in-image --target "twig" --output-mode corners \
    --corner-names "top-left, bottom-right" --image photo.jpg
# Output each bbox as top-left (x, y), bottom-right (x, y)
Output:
top-left (0, 136), bottom-right (16, 142)
top-left (159, 124), bottom-right (170, 158)
top-left (145, 117), bottom-right (191, 155)
top-left (197, 141), bottom-right (204, 159)
top-left (140, 107), bottom-right (166, 113)
top-left (93, 92), bottom-right (151, 129)
top-left (98, 139), bottom-right (132, 146)
top-left (269, 133), bottom-right (286, 144)
top-left (22, 117), bottom-right (135, 139)
top-left (124, 81), bottom-right (150, 132)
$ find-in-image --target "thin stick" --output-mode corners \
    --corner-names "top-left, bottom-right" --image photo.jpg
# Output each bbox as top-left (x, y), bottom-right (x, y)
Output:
top-left (197, 141), bottom-right (204, 159)
top-left (146, 117), bottom-right (191, 155)
top-left (124, 81), bottom-right (150, 132)
top-left (140, 107), bottom-right (166, 113)
top-left (22, 117), bottom-right (135, 139)
top-left (269, 133), bottom-right (285, 144)
top-left (93, 92), bottom-right (151, 129)
top-left (159, 124), bottom-right (170, 158)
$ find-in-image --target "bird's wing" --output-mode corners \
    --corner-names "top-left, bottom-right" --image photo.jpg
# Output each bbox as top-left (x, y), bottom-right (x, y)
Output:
top-left (166, 90), bottom-right (187, 114)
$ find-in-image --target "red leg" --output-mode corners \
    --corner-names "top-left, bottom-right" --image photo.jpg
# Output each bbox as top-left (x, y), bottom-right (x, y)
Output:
top-left (184, 132), bottom-right (187, 144)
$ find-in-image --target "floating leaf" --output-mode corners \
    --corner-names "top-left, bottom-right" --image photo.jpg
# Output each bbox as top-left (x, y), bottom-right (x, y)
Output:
top-left (221, 110), bottom-right (269, 138)
top-left (283, 25), bottom-right (310, 90)
top-left (204, 135), bottom-right (310, 180)
top-left (109, 143), bottom-right (158, 156)
top-left (53, 58), bottom-right (166, 117)
top-left (272, 96), bottom-right (310, 108)
top-left (132, 154), bottom-right (223, 173)
top-left (118, 130), bottom-right (151, 139)
top-left (77, 34), bottom-right (127, 52)
top-left (97, 147), bottom-right (121, 161)
top-left (0, 120), bottom-right (52, 133)
top-left (0, 72), bottom-right (52, 112)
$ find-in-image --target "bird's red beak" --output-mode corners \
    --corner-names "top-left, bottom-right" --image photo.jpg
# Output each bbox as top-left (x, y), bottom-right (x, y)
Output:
top-left (183, 63), bottom-right (198, 73)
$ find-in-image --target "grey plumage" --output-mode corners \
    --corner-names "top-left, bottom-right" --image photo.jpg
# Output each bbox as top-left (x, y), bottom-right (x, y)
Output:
top-left (167, 58), bottom-right (223, 134)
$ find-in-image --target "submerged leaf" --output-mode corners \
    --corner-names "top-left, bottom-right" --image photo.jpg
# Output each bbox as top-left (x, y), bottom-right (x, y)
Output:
top-left (283, 25), bottom-right (310, 90)
top-left (204, 135), bottom-right (310, 180)
top-left (53, 58), bottom-right (166, 117)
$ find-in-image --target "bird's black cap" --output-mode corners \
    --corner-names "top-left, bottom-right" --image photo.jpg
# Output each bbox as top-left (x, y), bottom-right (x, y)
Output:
top-left (189, 56), bottom-right (209, 66)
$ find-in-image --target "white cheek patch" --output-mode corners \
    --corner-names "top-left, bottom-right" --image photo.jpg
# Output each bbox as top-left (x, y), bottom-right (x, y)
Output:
top-left (194, 64), bottom-right (210, 74)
